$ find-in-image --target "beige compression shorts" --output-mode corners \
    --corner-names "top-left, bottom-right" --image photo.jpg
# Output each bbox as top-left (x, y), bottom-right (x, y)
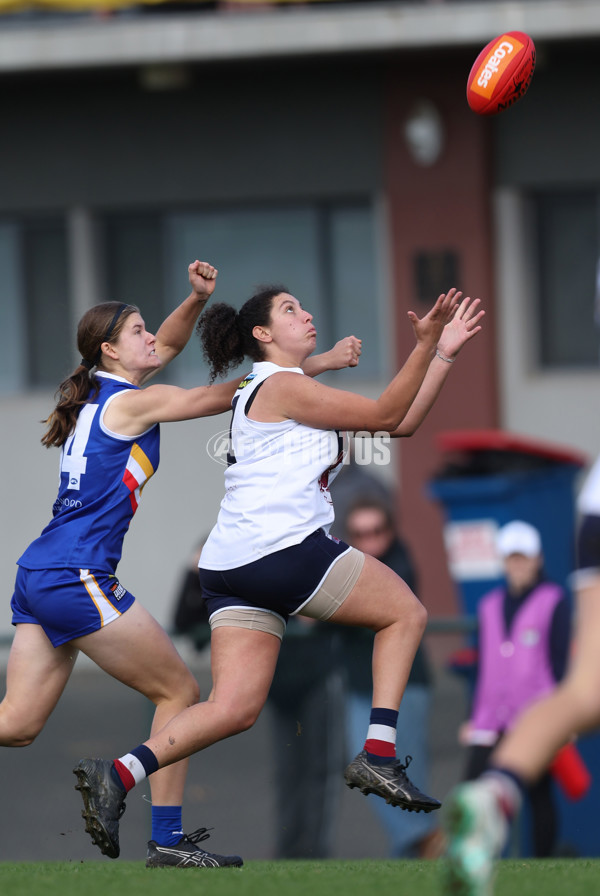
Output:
top-left (209, 547), bottom-right (365, 640)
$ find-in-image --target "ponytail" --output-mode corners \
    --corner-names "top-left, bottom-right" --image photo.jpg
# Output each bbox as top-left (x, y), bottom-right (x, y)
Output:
top-left (41, 366), bottom-right (100, 448)
top-left (197, 303), bottom-right (245, 383)
top-left (41, 301), bottom-right (137, 448)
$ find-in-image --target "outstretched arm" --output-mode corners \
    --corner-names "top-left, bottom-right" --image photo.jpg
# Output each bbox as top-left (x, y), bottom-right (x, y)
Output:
top-left (141, 261), bottom-right (218, 384)
top-left (258, 288), bottom-right (459, 433)
top-left (390, 294), bottom-right (484, 437)
top-left (303, 336), bottom-right (362, 377)
top-left (104, 375), bottom-right (245, 436)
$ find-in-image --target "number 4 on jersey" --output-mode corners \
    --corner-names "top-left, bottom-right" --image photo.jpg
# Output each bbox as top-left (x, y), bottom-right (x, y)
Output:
top-left (60, 404), bottom-right (98, 490)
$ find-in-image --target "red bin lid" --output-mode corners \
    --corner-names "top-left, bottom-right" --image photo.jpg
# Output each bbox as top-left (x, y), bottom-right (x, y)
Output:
top-left (436, 429), bottom-right (588, 468)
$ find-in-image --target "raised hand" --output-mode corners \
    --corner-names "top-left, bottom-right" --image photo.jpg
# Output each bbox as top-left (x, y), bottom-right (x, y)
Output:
top-left (188, 260), bottom-right (218, 301)
top-left (437, 295), bottom-right (485, 361)
top-left (327, 335), bottom-right (363, 369)
top-left (407, 288), bottom-right (461, 351)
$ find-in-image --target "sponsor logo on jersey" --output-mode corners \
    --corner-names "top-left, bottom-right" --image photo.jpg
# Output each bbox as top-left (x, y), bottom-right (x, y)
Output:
top-left (53, 496), bottom-right (83, 512)
top-left (109, 580), bottom-right (127, 601)
top-left (238, 374), bottom-right (257, 390)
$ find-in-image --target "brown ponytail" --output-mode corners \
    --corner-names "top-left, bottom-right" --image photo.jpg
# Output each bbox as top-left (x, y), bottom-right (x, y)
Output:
top-left (41, 301), bottom-right (137, 448)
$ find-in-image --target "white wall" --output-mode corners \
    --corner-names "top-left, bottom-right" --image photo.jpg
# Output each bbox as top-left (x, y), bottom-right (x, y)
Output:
top-left (493, 188), bottom-right (600, 471)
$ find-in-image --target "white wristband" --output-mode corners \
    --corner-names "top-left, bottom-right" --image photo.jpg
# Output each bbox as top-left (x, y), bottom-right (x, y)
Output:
top-left (436, 348), bottom-right (454, 364)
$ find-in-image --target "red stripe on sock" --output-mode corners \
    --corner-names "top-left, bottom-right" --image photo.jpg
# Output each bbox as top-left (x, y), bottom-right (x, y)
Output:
top-left (364, 739), bottom-right (396, 758)
top-left (113, 758), bottom-right (136, 793)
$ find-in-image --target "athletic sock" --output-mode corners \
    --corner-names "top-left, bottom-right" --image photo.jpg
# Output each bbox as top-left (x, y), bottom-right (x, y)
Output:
top-left (151, 805), bottom-right (184, 847)
top-left (482, 766), bottom-right (525, 820)
top-left (364, 707), bottom-right (399, 765)
top-left (111, 744), bottom-right (159, 793)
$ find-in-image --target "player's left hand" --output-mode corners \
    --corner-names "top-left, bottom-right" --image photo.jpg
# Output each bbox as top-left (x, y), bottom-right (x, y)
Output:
top-left (328, 335), bottom-right (362, 369)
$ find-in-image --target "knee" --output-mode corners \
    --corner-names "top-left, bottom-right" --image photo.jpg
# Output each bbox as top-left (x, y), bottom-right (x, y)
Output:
top-left (182, 673), bottom-right (201, 707)
top-left (0, 719), bottom-right (42, 747)
top-left (0, 701), bottom-right (46, 746)
top-left (409, 597), bottom-right (428, 637)
top-left (8, 732), bottom-right (38, 747)
top-left (157, 666), bottom-right (201, 709)
top-left (228, 705), bottom-right (262, 736)
top-left (218, 699), bottom-right (263, 738)
top-left (566, 679), bottom-right (600, 731)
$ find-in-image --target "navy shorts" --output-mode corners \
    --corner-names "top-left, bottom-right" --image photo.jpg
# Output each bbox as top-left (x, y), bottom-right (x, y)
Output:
top-left (11, 566), bottom-right (136, 647)
top-left (199, 528), bottom-right (351, 624)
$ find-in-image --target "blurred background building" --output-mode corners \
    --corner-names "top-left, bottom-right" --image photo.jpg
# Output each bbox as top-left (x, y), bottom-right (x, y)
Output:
top-left (1, 0), bottom-right (599, 645)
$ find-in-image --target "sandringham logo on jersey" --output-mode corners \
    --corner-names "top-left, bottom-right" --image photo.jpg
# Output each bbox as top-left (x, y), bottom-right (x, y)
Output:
top-left (472, 36), bottom-right (524, 98)
top-left (205, 430), bottom-right (391, 467)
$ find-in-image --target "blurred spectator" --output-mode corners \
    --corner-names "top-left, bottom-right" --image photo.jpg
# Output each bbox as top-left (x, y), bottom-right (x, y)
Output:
top-left (459, 520), bottom-right (572, 857)
top-left (172, 541), bottom-right (211, 652)
top-left (267, 617), bottom-right (345, 858)
top-left (337, 490), bottom-right (444, 858)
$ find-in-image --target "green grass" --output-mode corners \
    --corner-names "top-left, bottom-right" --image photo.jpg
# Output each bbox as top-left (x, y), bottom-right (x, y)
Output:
top-left (2, 859), bottom-right (600, 896)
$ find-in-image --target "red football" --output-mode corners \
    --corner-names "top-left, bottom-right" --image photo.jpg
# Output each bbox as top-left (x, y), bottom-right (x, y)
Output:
top-left (466, 31), bottom-right (536, 116)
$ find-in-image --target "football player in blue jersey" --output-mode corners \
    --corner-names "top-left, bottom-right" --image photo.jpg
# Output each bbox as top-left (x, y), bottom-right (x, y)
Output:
top-left (2, 259), bottom-right (361, 868)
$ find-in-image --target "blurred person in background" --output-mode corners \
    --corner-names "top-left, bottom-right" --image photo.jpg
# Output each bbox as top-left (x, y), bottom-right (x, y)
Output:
top-left (457, 520), bottom-right (571, 859)
top-left (443, 489), bottom-right (600, 896)
top-left (340, 494), bottom-right (444, 859)
top-left (265, 616), bottom-right (345, 859)
top-left (172, 540), bottom-right (211, 653)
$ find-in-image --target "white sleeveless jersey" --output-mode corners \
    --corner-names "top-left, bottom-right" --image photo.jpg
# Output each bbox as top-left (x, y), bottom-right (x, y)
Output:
top-left (200, 361), bottom-right (346, 570)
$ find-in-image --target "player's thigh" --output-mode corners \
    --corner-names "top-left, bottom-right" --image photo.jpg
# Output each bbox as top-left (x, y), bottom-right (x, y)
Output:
top-left (209, 624), bottom-right (281, 718)
top-left (73, 601), bottom-right (196, 702)
top-left (563, 577), bottom-right (600, 693)
top-left (328, 554), bottom-right (424, 630)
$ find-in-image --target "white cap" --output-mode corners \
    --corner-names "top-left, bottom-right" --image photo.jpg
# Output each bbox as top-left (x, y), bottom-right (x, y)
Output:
top-left (496, 521), bottom-right (542, 558)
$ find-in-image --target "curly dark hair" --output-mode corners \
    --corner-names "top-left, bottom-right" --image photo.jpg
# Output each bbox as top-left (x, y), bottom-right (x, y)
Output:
top-left (197, 284), bottom-right (288, 382)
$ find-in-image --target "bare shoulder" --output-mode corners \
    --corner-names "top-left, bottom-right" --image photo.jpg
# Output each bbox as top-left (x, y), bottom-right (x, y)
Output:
top-left (102, 384), bottom-right (164, 435)
top-left (263, 369), bottom-right (319, 391)
top-left (248, 370), bottom-right (320, 422)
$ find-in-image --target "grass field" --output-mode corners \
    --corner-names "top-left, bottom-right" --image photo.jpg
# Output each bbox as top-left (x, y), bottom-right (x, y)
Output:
top-left (1, 859), bottom-right (600, 896)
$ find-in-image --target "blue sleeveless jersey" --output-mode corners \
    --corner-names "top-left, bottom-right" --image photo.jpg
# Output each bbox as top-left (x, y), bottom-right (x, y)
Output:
top-left (18, 372), bottom-right (160, 574)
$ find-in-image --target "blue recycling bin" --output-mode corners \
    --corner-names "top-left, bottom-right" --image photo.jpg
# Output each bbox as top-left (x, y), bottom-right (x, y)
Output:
top-left (428, 430), bottom-right (600, 857)
top-left (428, 429), bottom-right (587, 617)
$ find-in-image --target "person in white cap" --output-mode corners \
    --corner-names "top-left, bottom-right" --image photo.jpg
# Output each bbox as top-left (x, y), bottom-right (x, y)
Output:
top-left (455, 521), bottom-right (571, 861)
top-left (443, 476), bottom-right (600, 893)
